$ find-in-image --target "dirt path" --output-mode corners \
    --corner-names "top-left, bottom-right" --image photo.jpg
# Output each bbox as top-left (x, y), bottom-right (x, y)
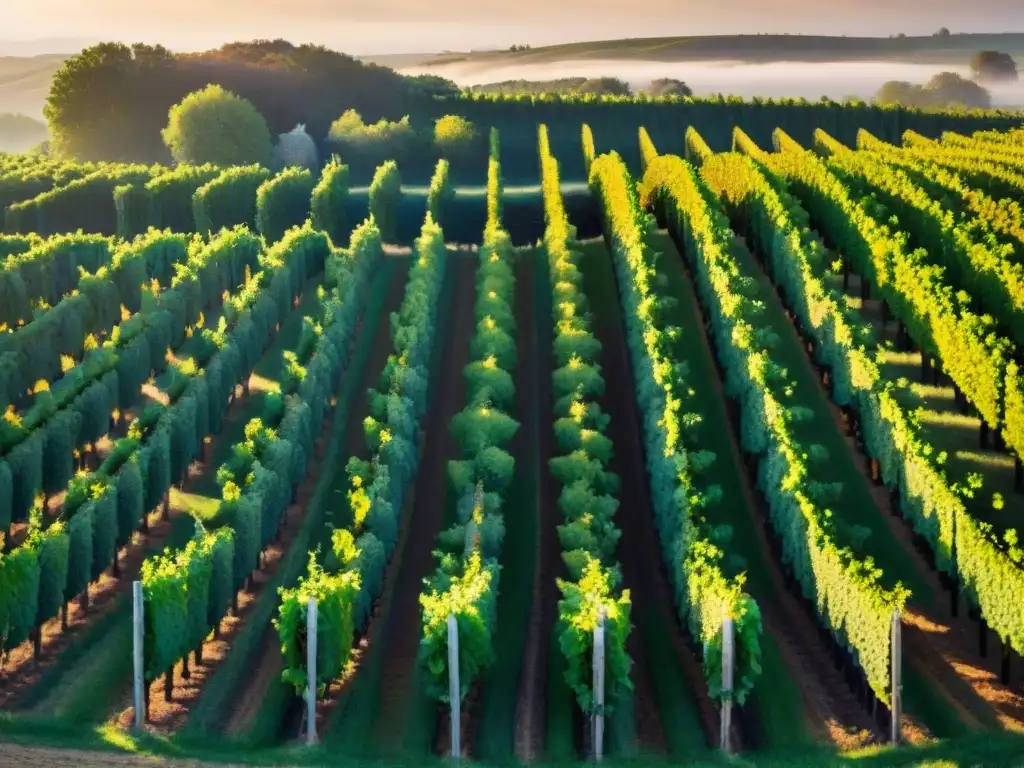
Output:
top-left (219, 257), bottom-right (412, 739)
top-left (497, 249), bottom-right (558, 764)
top-left (581, 238), bottom-right (718, 754)
top-left (365, 255), bottom-right (476, 753)
top-left (0, 745), bottom-right (249, 768)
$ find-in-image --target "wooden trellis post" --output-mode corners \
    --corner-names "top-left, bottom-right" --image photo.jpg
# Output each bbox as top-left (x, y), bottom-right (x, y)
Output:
top-left (720, 615), bottom-right (735, 753)
top-left (592, 606), bottom-right (606, 761)
top-left (448, 613), bottom-right (461, 758)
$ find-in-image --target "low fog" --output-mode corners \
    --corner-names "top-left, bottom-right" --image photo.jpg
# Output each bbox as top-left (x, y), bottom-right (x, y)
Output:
top-left (400, 60), bottom-right (1024, 107)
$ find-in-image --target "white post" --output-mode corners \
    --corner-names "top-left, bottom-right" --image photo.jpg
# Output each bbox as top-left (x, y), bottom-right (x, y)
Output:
top-left (448, 613), bottom-right (461, 758)
top-left (592, 606), bottom-right (606, 762)
top-left (891, 609), bottom-right (902, 745)
top-left (132, 580), bottom-right (145, 730)
top-left (306, 597), bottom-right (318, 746)
top-left (720, 615), bottom-right (735, 753)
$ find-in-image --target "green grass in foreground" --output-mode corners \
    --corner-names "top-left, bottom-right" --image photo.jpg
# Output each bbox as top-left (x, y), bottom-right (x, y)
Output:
top-left (4, 713), bottom-right (1024, 767)
top-left (325, 251), bottom-right (460, 757)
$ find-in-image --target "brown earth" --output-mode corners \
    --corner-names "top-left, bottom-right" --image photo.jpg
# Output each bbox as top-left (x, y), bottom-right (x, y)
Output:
top-left (366, 253), bottom-right (477, 754)
top-left (512, 249), bottom-right (561, 763)
top-left (581, 238), bottom-right (723, 753)
top-left (0, 745), bottom-right (257, 768)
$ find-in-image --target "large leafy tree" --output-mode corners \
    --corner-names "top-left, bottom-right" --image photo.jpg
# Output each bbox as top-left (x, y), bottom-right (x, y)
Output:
top-left (45, 43), bottom-right (175, 160)
top-left (971, 50), bottom-right (1019, 83)
top-left (162, 85), bottom-right (273, 167)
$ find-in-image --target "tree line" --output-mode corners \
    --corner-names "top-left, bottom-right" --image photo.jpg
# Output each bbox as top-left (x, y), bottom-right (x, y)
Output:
top-left (44, 41), bottom-right (440, 163)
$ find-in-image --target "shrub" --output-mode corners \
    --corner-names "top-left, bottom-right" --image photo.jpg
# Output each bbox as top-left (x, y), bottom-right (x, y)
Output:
top-left (256, 167), bottom-right (315, 243)
top-left (433, 115), bottom-right (478, 158)
top-left (163, 85), bottom-right (273, 167)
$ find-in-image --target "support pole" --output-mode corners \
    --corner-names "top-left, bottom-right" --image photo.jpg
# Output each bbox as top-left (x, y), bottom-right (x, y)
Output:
top-left (306, 597), bottom-right (318, 746)
top-left (891, 609), bottom-right (902, 745)
top-left (592, 606), bottom-right (606, 761)
top-left (448, 613), bottom-right (461, 759)
top-left (720, 616), bottom-right (735, 753)
top-left (132, 580), bottom-right (145, 730)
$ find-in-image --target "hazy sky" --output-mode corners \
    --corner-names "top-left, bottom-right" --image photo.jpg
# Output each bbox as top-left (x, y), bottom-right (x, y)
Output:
top-left (3, 0), bottom-right (1024, 54)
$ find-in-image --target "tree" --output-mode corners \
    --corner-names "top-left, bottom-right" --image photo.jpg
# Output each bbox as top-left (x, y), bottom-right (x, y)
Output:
top-left (935, 27), bottom-right (951, 37)
top-left (925, 71), bottom-right (992, 108)
top-left (876, 72), bottom-right (991, 109)
top-left (162, 85), bottom-right (273, 166)
top-left (647, 78), bottom-right (693, 97)
top-left (45, 43), bottom-right (175, 160)
top-left (876, 81), bottom-right (927, 108)
top-left (45, 40), bottom-right (420, 162)
top-left (575, 77), bottom-right (632, 96)
top-left (971, 51), bottom-right (1019, 82)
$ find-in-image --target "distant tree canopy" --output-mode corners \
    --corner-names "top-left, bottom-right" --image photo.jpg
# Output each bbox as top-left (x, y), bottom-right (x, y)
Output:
top-left (971, 51), bottom-right (1018, 83)
top-left (876, 72), bottom-right (991, 110)
top-left (433, 115), bottom-right (479, 157)
top-left (162, 85), bottom-right (273, 166)
top-left (646, 78), bottom-right (693, 97)
top-left (44, 40), bottom-right (421, 162)
top-left (0, 113), bottom-right (47, 153)
top-left (404, 74), bottom-right (461, 99)
top-left (469, 76), bottom-right (696, 99)
top-left (470, 77), bottom-right (633, 96)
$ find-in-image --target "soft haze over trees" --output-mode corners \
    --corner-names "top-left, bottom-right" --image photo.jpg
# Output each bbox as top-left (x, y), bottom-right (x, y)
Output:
top-left (876, 71), bottom-right (991, 109)
top-left (971, 51), bottom-right (1019, 82)
top-left (0, 113), bottom-right (47, 152)
top-left (646, 78), bottom-right (693, 97)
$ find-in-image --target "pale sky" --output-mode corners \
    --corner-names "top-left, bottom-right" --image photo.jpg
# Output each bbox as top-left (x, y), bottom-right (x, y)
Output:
top-left (2, 0), bottom-right (1023, 54)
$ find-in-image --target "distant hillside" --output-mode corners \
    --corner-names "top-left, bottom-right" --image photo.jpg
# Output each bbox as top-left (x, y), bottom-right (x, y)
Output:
top-left (0, 113), bottom-right (47, 152)
top-left (0, 54), bottom-right (68, 118)
top-left (421, 32), bottom-right (1024, 67)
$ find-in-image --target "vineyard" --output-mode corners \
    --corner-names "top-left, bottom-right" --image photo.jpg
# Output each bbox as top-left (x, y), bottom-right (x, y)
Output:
top-left (4, 113), bottom-right (1024, 768)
